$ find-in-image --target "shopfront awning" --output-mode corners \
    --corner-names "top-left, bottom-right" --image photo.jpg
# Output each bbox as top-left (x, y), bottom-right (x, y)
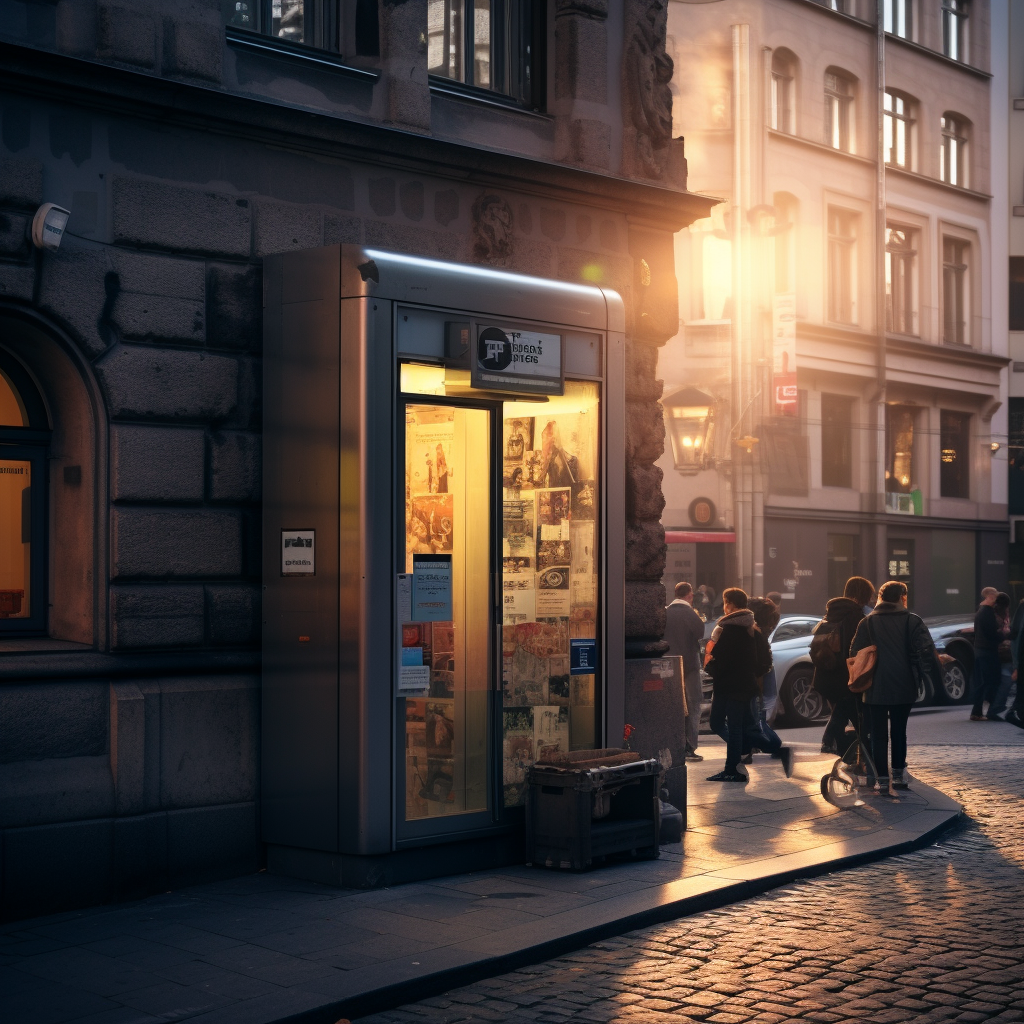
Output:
top-left (665, 531), bottom-right (736, 544)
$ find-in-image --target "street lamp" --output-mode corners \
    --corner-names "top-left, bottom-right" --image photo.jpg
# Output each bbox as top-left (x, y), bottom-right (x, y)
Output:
top-left (664, 386), bottom-right (714, 473)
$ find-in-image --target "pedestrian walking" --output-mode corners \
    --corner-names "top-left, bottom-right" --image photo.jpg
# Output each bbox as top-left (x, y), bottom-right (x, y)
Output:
top-left (665, 582), bottom-right (707, 763)
top-left (744, 597), bottom-right (783, 762)
top-left (704, 588), bottom-right (794, 782)
top-left (811, 576), bottom-right (875, 754)
top-left (849, 580), bottom-right (943, 792)
top-left (970, 587), bottom-right (1003, 721)
top-left (1009, 611), bottom-right (1024, 729)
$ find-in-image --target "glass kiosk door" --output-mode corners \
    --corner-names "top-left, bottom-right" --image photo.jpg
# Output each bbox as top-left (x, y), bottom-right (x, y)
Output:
top-left (398, 365), bottom-right (601, 838)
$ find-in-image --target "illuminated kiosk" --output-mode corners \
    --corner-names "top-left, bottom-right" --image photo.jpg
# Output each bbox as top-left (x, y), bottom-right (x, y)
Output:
top-left (263, 245), bottom-right (626, 886)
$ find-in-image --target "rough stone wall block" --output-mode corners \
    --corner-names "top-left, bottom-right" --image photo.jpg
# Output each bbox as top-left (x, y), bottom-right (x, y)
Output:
top-left (111, 509), bottom-right (243, 578)
top-left (625, 340), bottom-right (664, 402)
top-left (625, 521), bottom-right (667, 581)
top-left (110, 683), bottom-right (145, 815)
top-left (0, 265), bottom-right (35, 302)
top-left (0, 158), bottom-right (42, 211)
top-left (254, 200), bottom-right (323, 257)
top-left (206, 584), bottom-right (260, 645)
top-left (206, 262), bottom-right (262, 351)
top-left (625, 581), bottom-right (667, 640)
top-left (97, 0), bottom-right (158, 68)
top-left (112, 178), bottom-right (252, 258)
top-left (56, 0), bottom-right (99, 58)
top-left (163, 7), bottom-right (223, 83)
top-left (111, 425), bottom-right (206, 502)
top-left (208, 431), bottom-right (261, 503)
top-left (110, 584), bottom-right (205, 648)
top-left (0, 212), bottom-right (31, 260)
top-left (379, 0), bottom-right (431, 132)
top-left (627, 463), bottom-right (666, 522)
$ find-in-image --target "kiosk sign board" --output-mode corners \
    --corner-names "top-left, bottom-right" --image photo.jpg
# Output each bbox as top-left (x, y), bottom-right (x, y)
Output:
top-left (471, 324), bottom-right (564, 396)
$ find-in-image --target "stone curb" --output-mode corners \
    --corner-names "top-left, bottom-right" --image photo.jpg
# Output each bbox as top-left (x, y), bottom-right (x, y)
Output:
top-left (263, 783), bottom-right (962, 1024)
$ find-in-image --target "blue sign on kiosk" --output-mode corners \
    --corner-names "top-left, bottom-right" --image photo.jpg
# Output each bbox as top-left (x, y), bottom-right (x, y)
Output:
top-left (570, 638), bottom-right (598, 675)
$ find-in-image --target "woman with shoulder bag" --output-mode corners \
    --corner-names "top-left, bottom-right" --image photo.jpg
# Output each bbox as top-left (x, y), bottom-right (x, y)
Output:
top-left (848, 580), bottom-right (943, 793)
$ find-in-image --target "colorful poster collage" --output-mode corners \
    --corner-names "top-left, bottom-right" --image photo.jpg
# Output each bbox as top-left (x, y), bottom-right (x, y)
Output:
top-left (404, 407), bottom-right (458, 819)
top-left (501, 383), bottom-right (600, 807)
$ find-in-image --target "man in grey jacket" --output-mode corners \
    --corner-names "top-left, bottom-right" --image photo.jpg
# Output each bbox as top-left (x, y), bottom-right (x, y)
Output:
top-left (665, 582), bottom-right (706, 762)
top-left (850, 580), bottom-right (943, 792)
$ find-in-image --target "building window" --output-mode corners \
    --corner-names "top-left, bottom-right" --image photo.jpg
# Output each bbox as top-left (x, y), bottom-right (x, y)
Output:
top-left (883, 91), bottom-right (913, 168)
top-left (225, 0), bottom-right (342, 52)
top-left (940, 114), bottom-right (969, 186)
top-left (885, 225), bottom-right (916, 335)
top-left (770, 49), bottom-right (797, 134)
top-left (427, 0), bottom-right (544, 107)
top-left (942, 0), bottom-right (968, 62)
top-left (884, 0), bottom-right (911, 38)
top-left (940, 410), bottom-right (970, 499)
top-left (943, 237), bottom-right (968, 345)
top-left (0, 353), bottom-right (49, 635)
top-left (1010, 257), bottom-right (1024, 330)
top-left (885, 405), bottom-right (916, 497)
top-left (827, 207), bottom-right (856, 324)
top-left (824, 69), bottom-right (854, 152)
top-left (821, 394), bottom-right (853, 488)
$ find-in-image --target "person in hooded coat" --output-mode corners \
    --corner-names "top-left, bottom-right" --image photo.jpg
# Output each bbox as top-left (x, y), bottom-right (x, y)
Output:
top-left (813, 576), bottom-right (875, 754)
top-left (849, 580), bottom-right (943, 791)
top-left (704, 587), bottom-right (793, 782)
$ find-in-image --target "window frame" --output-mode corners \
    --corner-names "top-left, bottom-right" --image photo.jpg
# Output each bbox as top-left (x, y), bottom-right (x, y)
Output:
top-left (942, 0), bottom-right (968, 63)
top-left (885, 404), bottom-right (917, 497)
top-left (940, 114), bottom-right (969, 187)
top-left (1010, 257), bottom-right (1024, 332)
top-left (939, 409), bottom-right (971, 499)
top-left (0, 355), bottom-right (50, 638)
top-left (427, 0), bottom-right (546, 111)
top-left (827, 206), bottom-right (857, 325)
top-left (225, 0), bottom-right (341, 53)
top-left (942, 236), bottom-right (969, 346)
top-left (770, 50), bottom-right (797, 135)
top-left (885, 224), bottom-right (917, 336)
top-left (820, 393), bottom-right (854, 489)
top-left (883, 90), bottom-right (914, 169)
top-left (884, 0), bottom-right (912, 39)
top-left (824, 69), bottom-right (854, 152)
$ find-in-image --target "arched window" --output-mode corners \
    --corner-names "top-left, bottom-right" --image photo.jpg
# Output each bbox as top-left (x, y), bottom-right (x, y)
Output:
top-left (0, 350), bottom-right (49, 635)
top-left (824, 67), bottom-right (856, 152)
top-left (883, 90), bottom-right (915, 169)
top-left (940, 113), bottom-right (970, 187)
top-left (770, 49), bottom-right (798, 134)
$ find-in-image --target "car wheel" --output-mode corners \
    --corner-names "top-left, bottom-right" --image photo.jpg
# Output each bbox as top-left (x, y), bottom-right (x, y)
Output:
top-left (940, 660), bottom-right (970, 704)
top-left (915, 672), bottom-right (934, 706)
top-left (781, 667), bottom-right (828, 726)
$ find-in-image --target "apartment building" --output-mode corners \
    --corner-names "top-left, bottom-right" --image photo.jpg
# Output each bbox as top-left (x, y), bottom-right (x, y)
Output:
top-left (661, 0), bottom-right (1008, 621)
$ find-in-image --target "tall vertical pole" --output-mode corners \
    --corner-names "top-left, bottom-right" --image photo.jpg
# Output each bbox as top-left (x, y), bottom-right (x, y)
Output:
top-left (875, 1), bottom-right (888, 586)
top-left (731, 23), bottom-right (747, 591)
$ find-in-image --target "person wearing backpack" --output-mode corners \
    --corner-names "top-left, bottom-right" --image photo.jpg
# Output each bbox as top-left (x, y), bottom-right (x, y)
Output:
top-left (849, 580), bottom-right (943, 792)
top-left (704, 588), bottom-right (794, 782)
top-left (811, 576), bottom-right (875, 755)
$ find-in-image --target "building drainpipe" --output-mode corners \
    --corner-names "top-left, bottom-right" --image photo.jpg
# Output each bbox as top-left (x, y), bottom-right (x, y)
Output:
top-left (874, 1), bottom-right (888, 588)
top-left (732, 22), bottom-right (752, 592)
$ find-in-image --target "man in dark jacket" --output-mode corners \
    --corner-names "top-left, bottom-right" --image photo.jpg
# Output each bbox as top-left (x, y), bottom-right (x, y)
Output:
top-left (971, 587), bottom-right (1002, 721)
top-left (813, 576), bottom-right (874, 753)
top-left (705, 588), bottom-right (793, 782)
top-left (665, 582), bottom-right (707, 762)
top-left (850, 580), bottom-right (943, 791)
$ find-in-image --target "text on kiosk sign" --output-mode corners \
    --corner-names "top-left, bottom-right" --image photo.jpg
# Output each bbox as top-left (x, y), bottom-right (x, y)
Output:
top-left (472, 324), bottom-right (563, 395)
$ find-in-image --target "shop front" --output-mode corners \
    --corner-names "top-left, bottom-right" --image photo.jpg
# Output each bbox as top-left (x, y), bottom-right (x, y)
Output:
top-left (262, 245), bottom-right (625, 887)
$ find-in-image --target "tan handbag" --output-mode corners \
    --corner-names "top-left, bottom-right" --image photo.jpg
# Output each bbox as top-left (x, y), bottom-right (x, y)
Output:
top-left (846, 617), bottom-right (876, 694)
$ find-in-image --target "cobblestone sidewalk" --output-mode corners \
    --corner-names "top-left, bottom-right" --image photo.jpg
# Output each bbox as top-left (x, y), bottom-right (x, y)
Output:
top-left (356, 745), bottom-right (1024, 1024)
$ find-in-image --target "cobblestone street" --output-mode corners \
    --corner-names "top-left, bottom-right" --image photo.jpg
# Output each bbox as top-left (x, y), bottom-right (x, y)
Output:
top-left (357, 745), bottom-right (1024, 1024)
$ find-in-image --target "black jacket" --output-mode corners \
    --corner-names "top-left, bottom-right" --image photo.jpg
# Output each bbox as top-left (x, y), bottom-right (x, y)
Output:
top-left (974, 604), bottom-right (1000, 653)
top-left (850, 603), bottom-right (943, 705)
top-left (706, 609), bottom-right (772, 701)
top-left (811, 597), bottom-right (865, 703)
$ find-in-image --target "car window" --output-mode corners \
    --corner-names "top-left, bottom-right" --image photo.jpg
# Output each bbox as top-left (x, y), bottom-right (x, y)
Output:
top-left (772, 619), bottom-right (817, 642)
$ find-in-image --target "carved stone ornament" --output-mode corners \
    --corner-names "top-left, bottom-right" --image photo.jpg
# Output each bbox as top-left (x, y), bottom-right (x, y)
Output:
top-left (471, 193), bottom-right (514, 267)
top-left (622, 0), bottom-right (674, 180)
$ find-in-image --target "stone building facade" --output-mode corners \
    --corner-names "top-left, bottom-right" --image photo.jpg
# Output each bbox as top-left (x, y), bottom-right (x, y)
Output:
top-left (0, 0), bottom-right (710, 916)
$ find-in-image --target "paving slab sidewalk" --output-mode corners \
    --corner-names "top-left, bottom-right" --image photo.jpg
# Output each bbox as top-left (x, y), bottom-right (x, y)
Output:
top-left (0, 741), bottom-right (962, 1024)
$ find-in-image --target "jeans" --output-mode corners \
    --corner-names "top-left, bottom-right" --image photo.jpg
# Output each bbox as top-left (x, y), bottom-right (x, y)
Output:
top-left (822, 693), bottom-right (861, 752)
top-left (867, 703), bottom-right (913, 780)
top-left (711, 695), bottom-right (781, 771)
top-left (989, 664), bottom-right (1015, 717)
top-left (971, 650), bottom-right (1002, 717)
top-left (749, 692), bottom-right (782, 754)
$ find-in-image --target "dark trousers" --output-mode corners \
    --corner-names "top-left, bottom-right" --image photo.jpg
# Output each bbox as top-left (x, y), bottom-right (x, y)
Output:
top-left (822, 693), bottom-right (861, 751)
top-left (711, 695), bottom-right (780, 771)
top-left (971, 650), bottom-right (1001, 717)
top-left (867, 703), bottom-right (913, 779)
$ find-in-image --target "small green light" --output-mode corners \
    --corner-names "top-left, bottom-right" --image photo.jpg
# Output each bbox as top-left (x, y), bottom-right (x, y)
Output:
top-left (581, 264), bottom-right (603, 283)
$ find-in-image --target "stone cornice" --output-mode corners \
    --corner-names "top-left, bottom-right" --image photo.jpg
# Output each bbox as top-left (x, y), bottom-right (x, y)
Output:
top-left (0, 40), bottom-right (715, 231)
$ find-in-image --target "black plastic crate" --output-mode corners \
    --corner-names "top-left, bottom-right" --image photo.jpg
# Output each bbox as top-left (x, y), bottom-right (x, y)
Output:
top-left (525, 756), bottom-right (661, 870)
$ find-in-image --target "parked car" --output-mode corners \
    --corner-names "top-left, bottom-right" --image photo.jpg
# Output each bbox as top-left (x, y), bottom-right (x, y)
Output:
top-left (700, 613), bottom-right (979, 731)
